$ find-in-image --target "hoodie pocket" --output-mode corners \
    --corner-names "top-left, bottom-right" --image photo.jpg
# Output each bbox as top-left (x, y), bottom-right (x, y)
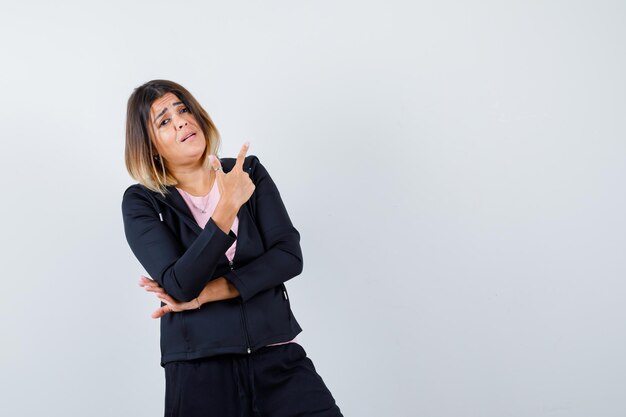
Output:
top-left (246, 285), bottom-right (294, 345)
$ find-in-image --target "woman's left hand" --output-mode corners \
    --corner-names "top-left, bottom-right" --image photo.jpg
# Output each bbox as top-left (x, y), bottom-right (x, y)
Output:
top-left (139, 275), bottom-right (198, 319)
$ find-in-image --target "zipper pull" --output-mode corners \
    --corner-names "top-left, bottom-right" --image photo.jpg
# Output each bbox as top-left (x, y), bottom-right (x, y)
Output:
top-left (158, 212), bottom-right (163, 222)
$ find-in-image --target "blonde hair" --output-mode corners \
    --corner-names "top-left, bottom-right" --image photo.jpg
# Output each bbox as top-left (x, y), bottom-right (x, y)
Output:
top-left (124, 79), bottom-right (221, 197)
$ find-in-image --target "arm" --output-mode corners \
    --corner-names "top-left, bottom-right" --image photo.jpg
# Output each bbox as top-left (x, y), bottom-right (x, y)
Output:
top-left (122, 186), bottom-right (239, 303)
top-left (223, 156), bottom-right (303, 302)
top-left (197, 277), bottom-right (239, 304)
top-left (139, 275), bottom-right (239, 319)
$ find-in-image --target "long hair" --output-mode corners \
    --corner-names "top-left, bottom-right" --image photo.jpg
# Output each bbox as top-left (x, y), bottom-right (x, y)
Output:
top-left (124, 79), bottom-right (221, 197)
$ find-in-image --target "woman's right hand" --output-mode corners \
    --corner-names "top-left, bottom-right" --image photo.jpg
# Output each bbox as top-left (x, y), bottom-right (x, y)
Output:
top-left (209, 142), bottom-right (255, 209)
top-left (139, 275), bottom-right (199, 319)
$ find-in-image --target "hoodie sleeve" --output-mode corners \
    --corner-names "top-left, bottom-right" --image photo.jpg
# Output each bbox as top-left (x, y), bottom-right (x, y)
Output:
top-left (223, 156), bottom-right (304, 302)
top-left (121, 185), bottom-right (237, 302)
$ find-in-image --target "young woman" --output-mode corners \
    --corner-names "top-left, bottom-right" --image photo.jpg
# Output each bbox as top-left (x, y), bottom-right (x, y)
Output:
top-left (121, 79), bottom-right (343, 417)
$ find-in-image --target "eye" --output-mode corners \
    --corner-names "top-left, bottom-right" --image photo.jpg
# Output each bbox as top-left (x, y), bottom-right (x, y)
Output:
top-left (158, 107), bottom-right (189, 128)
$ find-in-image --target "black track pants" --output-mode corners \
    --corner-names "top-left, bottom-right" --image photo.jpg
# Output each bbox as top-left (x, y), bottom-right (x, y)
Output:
top-left (163, 343), bottom-right (344, 417)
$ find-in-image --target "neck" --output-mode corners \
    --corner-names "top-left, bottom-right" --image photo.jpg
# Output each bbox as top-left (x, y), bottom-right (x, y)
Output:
top-left (170, 162), bottom-right (214, 196)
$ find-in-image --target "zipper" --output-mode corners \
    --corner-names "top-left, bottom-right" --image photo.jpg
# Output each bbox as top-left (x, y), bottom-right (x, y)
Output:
top-left (240, 302), bottom-right (252, 355)
top-left (230, 260), bottom-right (252, 354)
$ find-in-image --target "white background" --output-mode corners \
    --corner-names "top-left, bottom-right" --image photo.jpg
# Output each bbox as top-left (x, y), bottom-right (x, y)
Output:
top-left (1, 1), bottom-right (625, 416)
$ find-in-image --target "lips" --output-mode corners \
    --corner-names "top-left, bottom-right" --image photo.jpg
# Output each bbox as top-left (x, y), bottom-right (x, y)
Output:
top-left (181, 132), bottom-right (195, 142)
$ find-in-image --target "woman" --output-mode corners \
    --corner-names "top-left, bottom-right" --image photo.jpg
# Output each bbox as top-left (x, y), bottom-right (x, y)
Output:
top-left (121, 79), bottom-right (343, 417)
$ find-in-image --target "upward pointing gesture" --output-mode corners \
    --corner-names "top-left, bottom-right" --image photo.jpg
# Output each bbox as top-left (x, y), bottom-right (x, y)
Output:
top-left (209, 142), bottom-right (255, 211)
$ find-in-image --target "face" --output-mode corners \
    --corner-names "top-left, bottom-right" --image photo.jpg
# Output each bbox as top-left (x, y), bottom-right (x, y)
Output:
top-left (148, 92), bottom-right (207, 168)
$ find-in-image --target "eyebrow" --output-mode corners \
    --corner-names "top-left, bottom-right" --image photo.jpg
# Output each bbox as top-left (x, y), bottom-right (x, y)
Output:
top-left (153, 101), bottom-right (184, 124)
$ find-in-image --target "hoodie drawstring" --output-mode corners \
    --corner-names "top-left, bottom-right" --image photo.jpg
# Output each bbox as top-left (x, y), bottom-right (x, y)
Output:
top-left (140, 187), bottom-right (164, 222)
top-left (247, 353), bottom-right (261, 416)
top-left (231, 358), bottom-right (246, 417)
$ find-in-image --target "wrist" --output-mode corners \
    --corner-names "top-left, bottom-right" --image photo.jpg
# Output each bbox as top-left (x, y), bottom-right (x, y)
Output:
top-left (225, 279), bottom-right (240, 299)
top-left (198, 277), bottom-right (238, 305)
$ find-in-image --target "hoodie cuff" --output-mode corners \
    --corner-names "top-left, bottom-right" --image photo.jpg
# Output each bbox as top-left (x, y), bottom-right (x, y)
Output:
top-left (223, 269), bottom-right (251, 302)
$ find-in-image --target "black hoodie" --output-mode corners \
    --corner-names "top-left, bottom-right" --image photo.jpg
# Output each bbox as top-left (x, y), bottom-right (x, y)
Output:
top-left (121, 155), bottom-right (303, 367)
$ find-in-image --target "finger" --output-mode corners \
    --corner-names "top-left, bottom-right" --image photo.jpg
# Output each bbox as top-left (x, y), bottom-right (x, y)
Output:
top-left (144, 286), bottom-right (166, 294)
top-left (234, 141), bottom-right (250, 171)
top-left (140, 280), bottom-right (161, 290)
top-left (208, 154), bottom-right (224, 176)
top-left (138, 276), bottom-right (157, 286)
top-left (157, 293), bottom-right (176, 304)
top-left (209, 155), bottom-right (226, 195)
top-left (151, 305), bottom-right (171, 319)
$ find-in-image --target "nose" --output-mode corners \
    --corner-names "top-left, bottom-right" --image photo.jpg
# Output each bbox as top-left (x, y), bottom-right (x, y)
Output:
top-left (172, 112), bottom-right (188, 129)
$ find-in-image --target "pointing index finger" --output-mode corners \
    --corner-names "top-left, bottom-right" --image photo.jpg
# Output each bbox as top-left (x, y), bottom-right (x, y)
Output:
top-left (234, 141), bottom-right (250, 170)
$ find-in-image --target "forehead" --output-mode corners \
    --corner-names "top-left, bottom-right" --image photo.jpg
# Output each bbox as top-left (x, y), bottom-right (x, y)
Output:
top-left (150, 92), bottom-right (182, 115)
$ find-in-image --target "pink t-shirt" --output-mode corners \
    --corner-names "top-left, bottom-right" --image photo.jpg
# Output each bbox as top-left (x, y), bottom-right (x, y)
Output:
top-left (176, 180), bottom-right (296, 347)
